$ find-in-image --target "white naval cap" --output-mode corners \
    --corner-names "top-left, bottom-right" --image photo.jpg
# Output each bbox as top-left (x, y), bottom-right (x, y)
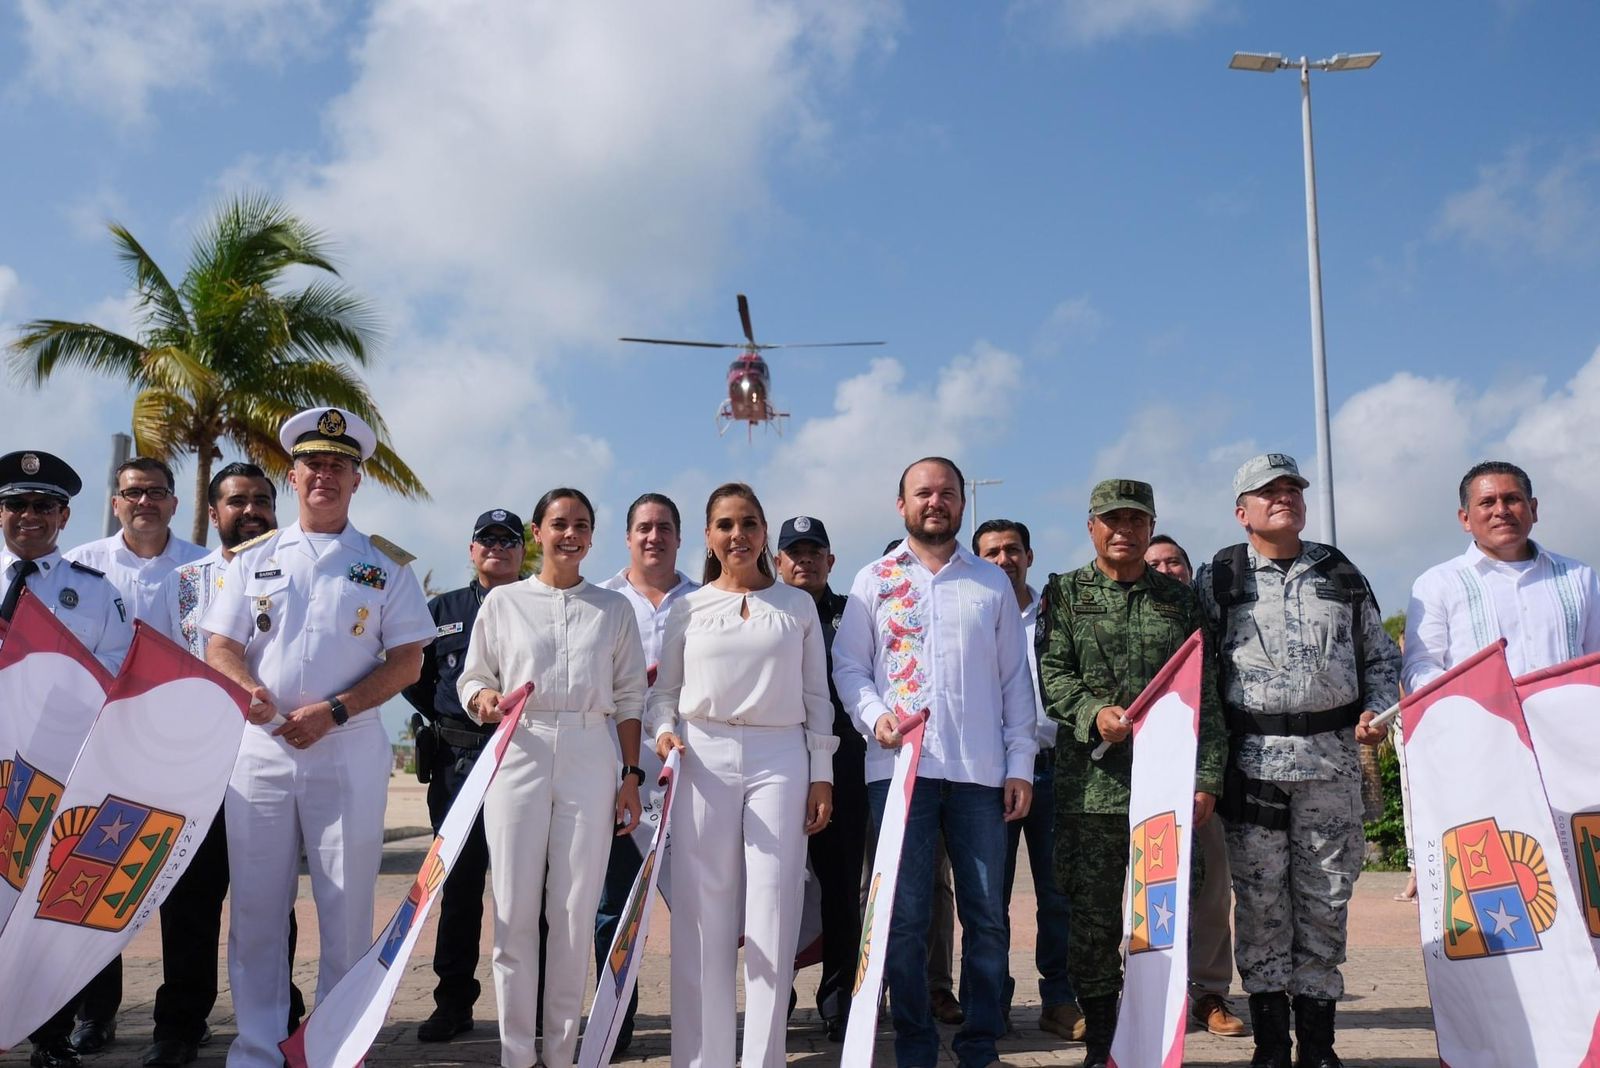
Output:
top-left (279, 407), bottom-right (377, 463)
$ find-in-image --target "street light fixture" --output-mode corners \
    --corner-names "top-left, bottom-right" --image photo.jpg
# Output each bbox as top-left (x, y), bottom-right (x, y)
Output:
top-left (965, 478), bottom-right (1002, 541)
top-left (1229, 50), bottom-right (1381, 546)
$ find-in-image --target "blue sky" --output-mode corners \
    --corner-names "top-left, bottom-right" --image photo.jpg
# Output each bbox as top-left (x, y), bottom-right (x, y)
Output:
top-left (5, 0), bottom-right (1600, 652)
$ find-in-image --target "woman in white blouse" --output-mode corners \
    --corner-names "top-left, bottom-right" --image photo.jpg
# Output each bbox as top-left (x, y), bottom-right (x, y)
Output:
top-left (651, 482), bottom-right (837, 1068)
top-left (456, 487), bottom-right (647, 1068)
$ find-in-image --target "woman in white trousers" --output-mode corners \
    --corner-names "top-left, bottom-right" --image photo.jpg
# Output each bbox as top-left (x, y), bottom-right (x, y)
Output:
top-left (457, 487), bottom-right (648, 1068)
top-left (651, 482), bottom-right (837, 1068)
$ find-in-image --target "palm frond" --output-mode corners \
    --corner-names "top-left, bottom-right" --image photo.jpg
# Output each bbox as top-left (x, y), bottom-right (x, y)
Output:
top-left (363, 441), bottom-right (430, 500)
top-left (130, 388), bottom-right (196, 459)
top-left (109, 223), bottom-right (191, 341)
top-left (7, 321), bottom-right (148, 386)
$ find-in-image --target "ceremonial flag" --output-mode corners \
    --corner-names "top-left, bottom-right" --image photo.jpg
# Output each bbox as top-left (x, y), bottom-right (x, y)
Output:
top-left (1402, 641), bottom-right (1600, 1066)
top-left (578, 748), bottom-right (681, 1068)
top-left (281, 682), bottom-right (531, 1068)
top-left (1516, 650), bottom-right (1600, 964)
top-left (1109, 630), bottom-right (1203, 1068)
top-left (0, 592), bottom-right (113, 933)
top-left (841, 707), bottom-right (930, 1065)
top-left (0, 623), bottom-right (247, 1051)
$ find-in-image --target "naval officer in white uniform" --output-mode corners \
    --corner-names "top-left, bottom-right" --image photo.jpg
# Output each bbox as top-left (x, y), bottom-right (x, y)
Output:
top-left (203, 408), bottom-right (434, 1068)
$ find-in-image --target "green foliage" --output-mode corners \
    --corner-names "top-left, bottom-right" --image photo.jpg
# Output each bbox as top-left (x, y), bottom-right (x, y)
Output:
top-left (1363, 736), bottom-right (1410, 870)
top-left (1383, 611), bottom-right (1406, 644)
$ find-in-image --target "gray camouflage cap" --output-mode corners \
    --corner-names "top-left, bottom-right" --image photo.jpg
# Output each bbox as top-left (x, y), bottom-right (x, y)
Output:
top-left (1088, 478), bottom-right (1156, 517)
top-left (1233, 453), bottom-right (1310, 496)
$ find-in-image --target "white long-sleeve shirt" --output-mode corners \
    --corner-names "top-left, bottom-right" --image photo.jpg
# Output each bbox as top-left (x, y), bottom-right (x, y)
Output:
top-left (1404, 540), bottom-right (1600, 691)
top-left (645, 581), bottom-right (839, 783)
top-left (457, 575), bottom-right (647, 724)
top-left (1021, 584), bottom-right (1058, 749)
top-left (598, 568), bottom-right (698, 686)
top-left (831, 543), bottom-right (1038, 786)
top-left (66, 530), bottom-right (207, 623)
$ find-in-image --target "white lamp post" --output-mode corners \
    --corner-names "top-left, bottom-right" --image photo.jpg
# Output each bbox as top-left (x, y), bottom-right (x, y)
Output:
top-left (1229, 50), bottom-right (1380, 546)
top-left (965, 478), bottom-right (1002, 541)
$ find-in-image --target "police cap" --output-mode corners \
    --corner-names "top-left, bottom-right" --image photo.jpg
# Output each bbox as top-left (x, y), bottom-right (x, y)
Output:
top-left (0, 451), bottom-right (82, 501)
top-left (473, 508), bottom-right (525, 539)
top-left (777, 515), bottom-right (830, 552)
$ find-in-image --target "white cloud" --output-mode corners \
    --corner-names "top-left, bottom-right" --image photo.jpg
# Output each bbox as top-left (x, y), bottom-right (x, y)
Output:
top-left (12, 0), bottom-right (337, 126)
top-left (1009, 0), bottom-right (1221, 47)
top-left (1435, 141), bottom-right (1600, 263)
top-left (0, 265), bottom-right (19, 321)
top-left (1031, 295), bottom-right (1102, 356)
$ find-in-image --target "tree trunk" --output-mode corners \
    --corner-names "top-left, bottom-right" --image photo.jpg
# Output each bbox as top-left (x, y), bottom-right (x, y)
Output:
top-left (191, 444), bottom-right (214, 546)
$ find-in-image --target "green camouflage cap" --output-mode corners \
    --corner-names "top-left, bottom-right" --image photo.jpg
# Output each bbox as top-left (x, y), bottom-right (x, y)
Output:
top-left (1233, 452), bottom-right (1310, 496)
top-left (1088, 478), bottom-right (1156, 517)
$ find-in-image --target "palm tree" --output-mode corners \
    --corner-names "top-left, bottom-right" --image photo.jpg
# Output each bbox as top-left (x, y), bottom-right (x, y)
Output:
top-left (8, 193), bottom-right (427, 544)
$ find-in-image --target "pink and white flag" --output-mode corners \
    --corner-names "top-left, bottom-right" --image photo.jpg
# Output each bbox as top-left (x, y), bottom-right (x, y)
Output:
top-left (578, 748), bottom-right (681, 1068)
top-left (0, 592), bottom-right (113, 933)
top-left (0, 622), bottom-right (247, 1051)
top-left (1109, 630), bottom-right (1203, 1068)
top-left (1516, 650), bottom-right (1600, 965)
top-left (841, 707), bottom-right (930, 1066)
top-left (1402, 641), bottom-right (1600, 1066)
top-left (281, 682), bottom-right (531, 1068)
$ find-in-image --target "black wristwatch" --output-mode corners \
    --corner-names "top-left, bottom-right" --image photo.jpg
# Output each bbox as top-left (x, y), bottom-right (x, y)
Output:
top-left (328, 696), bottom-right (349, 726)
top-left (621, 764), bottom-right (646, 786)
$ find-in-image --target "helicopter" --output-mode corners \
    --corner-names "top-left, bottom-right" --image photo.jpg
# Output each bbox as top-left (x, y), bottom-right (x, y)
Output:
top-left (621, 293), bottom-right (883, 438)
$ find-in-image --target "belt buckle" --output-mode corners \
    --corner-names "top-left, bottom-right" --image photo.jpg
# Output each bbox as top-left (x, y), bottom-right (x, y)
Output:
top-left (1287, 710), bottom-right (1311, 736)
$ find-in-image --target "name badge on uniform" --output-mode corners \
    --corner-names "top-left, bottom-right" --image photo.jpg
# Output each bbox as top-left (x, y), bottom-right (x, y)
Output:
top-left (348, 562), bottom-right (388, 590)
top-left (254, 569), bottom-right (283, 579)
top-left (437, 621), bottom-right (464, 636)
top-left (59, 588), bottom-right (79, 608)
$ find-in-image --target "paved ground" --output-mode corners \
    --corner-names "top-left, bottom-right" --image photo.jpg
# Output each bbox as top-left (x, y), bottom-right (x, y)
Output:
top-left (3, 780), bottom-right (1437, 1067)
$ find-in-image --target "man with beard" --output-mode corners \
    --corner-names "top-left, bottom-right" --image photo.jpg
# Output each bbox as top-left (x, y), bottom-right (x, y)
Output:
top-left (401, 507), bottom-right (526, 1043)
top-left (1038, 481), bottom-right (1225, 1068)
top-left (141, 463), bottom-right (303, 1066)
top-left (775, 514), bottom-right (862, 1041)
top-left (833, 457), bottom-right (1037, 1068)
top-left (62, 457), bottom-right (209, 1054)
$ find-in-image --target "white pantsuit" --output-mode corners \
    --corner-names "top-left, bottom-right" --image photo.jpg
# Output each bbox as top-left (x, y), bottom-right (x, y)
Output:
top-left (457, 575), bottom-right (647, 1068)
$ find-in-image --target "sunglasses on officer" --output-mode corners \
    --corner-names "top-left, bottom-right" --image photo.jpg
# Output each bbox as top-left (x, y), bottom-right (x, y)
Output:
top-left (1, 496), bottom-right (64, 515)
top-left (474, 532), bottom-right (524, 550)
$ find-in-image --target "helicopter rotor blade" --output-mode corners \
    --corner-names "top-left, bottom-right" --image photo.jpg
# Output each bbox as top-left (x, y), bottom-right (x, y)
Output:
top-left (760, 341), bottom-right (886, 349)
top-left (619, 337), bottom-right (748, 349)
top-left (738, 293), bottom-right (755, 347)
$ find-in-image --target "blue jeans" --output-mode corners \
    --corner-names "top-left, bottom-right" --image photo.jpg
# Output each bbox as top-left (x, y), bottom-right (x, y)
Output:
top-left (1003, 749), bottom-right (1075, 1011)
top-left (868, 777), bottom-right (1010, 1068)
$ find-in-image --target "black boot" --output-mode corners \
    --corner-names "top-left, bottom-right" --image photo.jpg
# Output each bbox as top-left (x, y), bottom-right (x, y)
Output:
top-left (1293, 995), bottom-right (1343, 1068)
top-left (1078, 994), bottom-right (1118, 1068)
top-left (1247, 992), bottom-right (1292, 1068)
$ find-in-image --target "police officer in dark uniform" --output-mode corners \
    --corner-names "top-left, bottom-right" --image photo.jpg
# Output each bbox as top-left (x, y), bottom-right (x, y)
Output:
top-left (775, 515), bottom-right (865, 1041)
top-left (401, 508), bottom-right (526, 1042)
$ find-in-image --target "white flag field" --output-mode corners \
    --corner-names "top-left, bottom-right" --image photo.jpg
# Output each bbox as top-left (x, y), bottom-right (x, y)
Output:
top-left (1109, 629), bottom-right (1203, 1068)
top-left (1401, 640), bottom-right (1600, 1066)
top-left (0, 609), bottom-right (247, 1052)
top-left (578, 748), bottom-right (682, 1068)
top-left (282, 681), bottom-right (531, 1068)
top-left (841, 706), bottom-right (930, 1066)
top-left (1515, 650), bottom-right (1600, 967)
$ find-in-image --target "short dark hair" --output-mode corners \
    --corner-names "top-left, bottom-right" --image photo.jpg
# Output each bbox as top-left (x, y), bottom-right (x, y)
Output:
top-left (897, 456), bottom-right (966, 501)
top-left (1147, 533), bottom-right (1191, 571)
top-left (626, 492), bottom-right (681, 534)
top-left (117, 456), bottom-right (176, 491)
top-left (532, 487), bottom-right (596, 527)
top-left (1458, 461), bottom-right (1533, 508)
top-left (208, 462), bottom-right (276, 506)
top-left (972, 518), bottom-right (1030, 555)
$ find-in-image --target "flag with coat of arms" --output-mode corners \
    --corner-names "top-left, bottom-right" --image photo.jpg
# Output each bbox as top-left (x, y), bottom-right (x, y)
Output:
top-left (1108, 629), bottom-right (1203, 1068)
top-left (1401, 640), bottom-right (1600, 1066)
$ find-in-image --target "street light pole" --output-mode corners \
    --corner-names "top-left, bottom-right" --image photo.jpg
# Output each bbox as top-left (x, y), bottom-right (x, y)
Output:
top-left (966, 478), bottom-right (1002, 542)
top-left (1229, 50), bottom-right (1380, 546)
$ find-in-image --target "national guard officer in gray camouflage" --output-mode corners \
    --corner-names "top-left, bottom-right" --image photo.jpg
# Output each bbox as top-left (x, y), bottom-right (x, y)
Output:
top-left (1038, 479), bottom-right (1226, 1068)
top-left (1195, 454), bottom-right (1397, 1068)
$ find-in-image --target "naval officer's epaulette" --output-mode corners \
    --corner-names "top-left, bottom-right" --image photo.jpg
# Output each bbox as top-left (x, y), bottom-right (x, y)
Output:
top-left (232, 529), bottom-right (278, 554)
top-left (68, 560), bottom-right (106, 577)
top-left (369, 535), bottom-right (415, 567)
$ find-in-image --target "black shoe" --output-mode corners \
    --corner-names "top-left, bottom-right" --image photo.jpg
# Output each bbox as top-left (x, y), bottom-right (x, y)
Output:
top-left (1248, 992), bottom-right (1293, 1068)
top-left (197, 1025), bottom-right (213, 1047)
top-left (30, 1040), bottom-right (81, 1068)
top-left (1078, 994), bottom-right (1118, 1068)
top-left (417, 1007), bottom-right (475, 1042)
top-left (141, 1038), bottom-right (199, 1066)
top-left (824, 1015), bottom-right (846, 1042)
top-left (1292, 995), bottom-right (1343, 1068)
top-left (69, 1019), bottom-right (115, 1054)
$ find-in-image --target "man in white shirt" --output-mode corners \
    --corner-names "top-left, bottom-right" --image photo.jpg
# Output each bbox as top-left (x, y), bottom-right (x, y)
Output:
top-left (61, 456), bottom-right (207, 1056)
top-left (595, 491), bottom-right (696, 1055)
top-left (833, 457), bottom-right (1037, 1068)
top-left (1405, 460), bottom-right (1600, 689)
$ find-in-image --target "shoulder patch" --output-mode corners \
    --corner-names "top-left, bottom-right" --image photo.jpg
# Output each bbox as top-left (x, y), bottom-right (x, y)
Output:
top-left (68, 560), bottom-right (106, 578)
top-left (369, 535), bottom-right (415, 567)
top-left (232, 529), bottom-right (278, 554)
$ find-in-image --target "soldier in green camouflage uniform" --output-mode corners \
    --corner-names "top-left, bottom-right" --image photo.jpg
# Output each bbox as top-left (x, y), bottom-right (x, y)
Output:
top-left (1195, 454), bottom-right (1398, 1068)
top-left (1038, 479), bottom-right (1227, 1068)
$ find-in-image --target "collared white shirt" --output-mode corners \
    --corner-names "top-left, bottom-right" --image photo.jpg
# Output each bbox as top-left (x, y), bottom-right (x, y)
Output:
top-left (157, 546), bottom-right (229, 657)
top-left (1020, 583), bottom-right (1057, 749)
top-left (201, 521), bottom-right (435, 728)
top-left (1405, 539), bottom-right (1600, 690)
top-left (598, 568), bottom-right (698, 685)
top-left (832, 543), bottom-right (1038, 786)
top-left (65, 530), bottom-right (207, 623)
top-left (1, 548), bottom-right (132, 673)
